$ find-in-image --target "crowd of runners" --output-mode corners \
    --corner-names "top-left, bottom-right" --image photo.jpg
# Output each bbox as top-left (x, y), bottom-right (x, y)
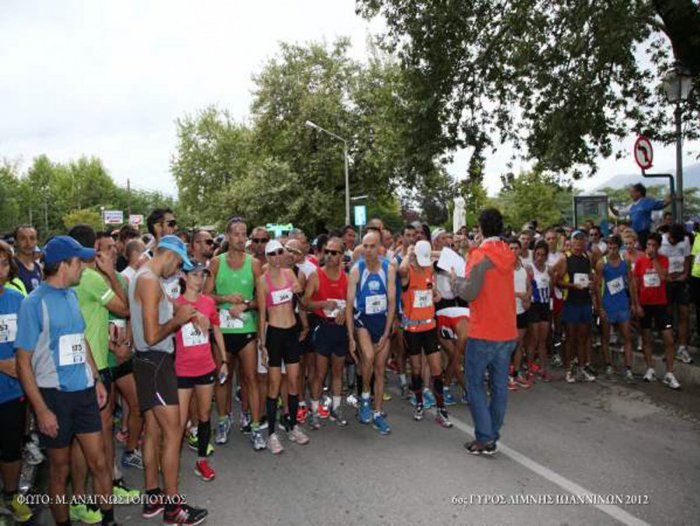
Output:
top-left (0, 183), bottom-right (698, 525)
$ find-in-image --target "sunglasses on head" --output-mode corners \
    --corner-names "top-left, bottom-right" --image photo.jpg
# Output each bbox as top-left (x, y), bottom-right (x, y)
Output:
top-left (325, 249), bottom-right (341, 256)
top-left (267, 249), bottom-right (285, 256)
top-left (252, 238), bottom-right (270, 244)
top-left (287, 248), bottom-right (302, 255)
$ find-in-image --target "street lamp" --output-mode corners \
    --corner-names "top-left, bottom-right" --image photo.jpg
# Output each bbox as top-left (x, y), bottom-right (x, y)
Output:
top-left (304, 120), bottom-right (350, 226)
top-left (663, 63), bottom-right (694, 222)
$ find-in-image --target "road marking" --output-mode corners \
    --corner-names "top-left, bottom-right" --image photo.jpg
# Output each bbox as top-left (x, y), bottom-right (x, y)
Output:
top-left (444, 411), bottom-right (650, 526)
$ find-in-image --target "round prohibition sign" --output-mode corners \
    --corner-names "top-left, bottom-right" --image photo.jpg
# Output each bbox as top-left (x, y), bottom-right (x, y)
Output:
top-left (634, 136), bottom-right (653, 170)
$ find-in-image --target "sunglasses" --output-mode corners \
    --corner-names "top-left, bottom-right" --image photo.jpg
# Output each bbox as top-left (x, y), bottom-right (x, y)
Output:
top-left (201, 239), bottom-right (214, 246)
top-left (252, 238), bottom-right (270, 244)
top-left (325, 249), bottom-right (341, 256)
top-left (163, 220), bottom-right (177, 227)
top-left (267, 249), bottom-right (285, 256)
top-left (228, 216), bottom-right (246, 224)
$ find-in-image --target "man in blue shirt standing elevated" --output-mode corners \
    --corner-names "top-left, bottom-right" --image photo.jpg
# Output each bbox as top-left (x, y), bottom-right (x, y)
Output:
top-left (612, 183), bottom-right (671, 249)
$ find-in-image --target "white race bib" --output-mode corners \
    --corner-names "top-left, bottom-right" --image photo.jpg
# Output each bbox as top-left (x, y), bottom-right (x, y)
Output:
top-left (573, 273), bottom-right (589, 288)
top-left (323, 299), bottom-right (346, 318)
top-left (643, 272), bottom-right (661, 288)
top-left (58, 333), bottom-right (86, 366)
top-left (668, 256), bottom-right (684, 274)
top-left (606, 276), bottom-right (624, 296)
top-left (0, 314), bottom-right (18, 343)
top-left (413, 290), bottom-right (433, 309)
top-left (181, 322), bottom-right (209, 347)
top-left (365, 294), bottom-right (387, 315)
top-left (219, 309), bottom-right (245, 329)
top-left (535, 276), bottom-right (550, 290)
top-left (271, 288), bottom-right (293, 306)
top-left (165, 279), bottom-right (180, 300)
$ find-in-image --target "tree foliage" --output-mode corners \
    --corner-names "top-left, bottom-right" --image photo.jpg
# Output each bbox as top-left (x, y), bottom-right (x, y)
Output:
top-left (357, 0), bottom-right (700, 179)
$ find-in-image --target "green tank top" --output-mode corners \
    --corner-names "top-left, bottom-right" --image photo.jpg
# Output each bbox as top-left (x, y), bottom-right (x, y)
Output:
top-left (691, 235), bottom-right (700, 279)
top-left (215, 253), bottom-right (257, 334)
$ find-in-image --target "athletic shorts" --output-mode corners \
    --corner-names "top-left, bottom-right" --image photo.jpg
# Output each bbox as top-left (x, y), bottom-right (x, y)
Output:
top-left (435, 298), bottom-right (459, 311)
top-left (266, 326), bottom-right (302, 368)
top-left (177, 369), bottom-right (216, 389)
top-left (133, 351), bottom-right (179, 412)
top-left (109, 359), bottom-right (133, 382)
top-left (604, 307), bottom-right (631, 325)
top-left (640, 305), bottom-right (672, 332)
top-left (98, 367), bottom-right (113, 400)
top-left (436, 307), bottom-right (469, 341)
top-left (404, 328), bottom-right (439, 357)
top-left (223, 332), bottom-right (256, 354)
top-left (0, 397), bottom-right (26, 462)
top-left (257, 345), bottom-right (286, 374)
top-left (666, 281), bottom-right (689, 306)
top-left (38, 387), bottom-right (102, 449)
top-left (312, 322), bottom-right (348, 358)
top-left (354, 313), bottom-right (387, 344)
top-left (561, 302), bottom-right (593, 325)
top-left (517, 311), bottom-right (530, 329)
top-left (528, 303), bottom-right (550, 323)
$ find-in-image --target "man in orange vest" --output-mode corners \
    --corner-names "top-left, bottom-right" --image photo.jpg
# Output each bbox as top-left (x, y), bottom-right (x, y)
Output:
top-left (454, 208), bottom-right (517, 455)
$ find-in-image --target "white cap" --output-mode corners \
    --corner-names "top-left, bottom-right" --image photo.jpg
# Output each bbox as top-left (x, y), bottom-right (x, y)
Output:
top-left (431, 228), bottom-right (446, 242)
top-left (415, 240), bottom-right (432, 267)
top-left (265, 239), bottom-right (284, 254)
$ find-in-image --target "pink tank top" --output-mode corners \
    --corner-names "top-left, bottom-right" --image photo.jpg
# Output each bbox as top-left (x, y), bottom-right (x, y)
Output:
top-left (265, 269), bottom-right (295, 308)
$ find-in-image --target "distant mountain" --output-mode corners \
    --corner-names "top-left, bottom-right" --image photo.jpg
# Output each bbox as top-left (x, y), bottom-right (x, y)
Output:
top-left (593, 162), bottom-right (700, 191)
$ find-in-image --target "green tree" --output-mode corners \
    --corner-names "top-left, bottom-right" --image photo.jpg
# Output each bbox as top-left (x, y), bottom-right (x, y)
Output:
top-left (0, 160), bottom-right (22, 233)
top-left (62, 209), bottom-right (103, 232)
top-left (357, 0), bottom-right (700, 178)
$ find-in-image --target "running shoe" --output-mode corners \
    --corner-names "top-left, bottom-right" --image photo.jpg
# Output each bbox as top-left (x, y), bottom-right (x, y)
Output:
top-left (460, 391), bottom-right (470, 405)
top-left (240, 411), bottom-right (251, 434)
top-left (3, 493), bottom-right (32, 523)
top-left (623, 368), bottom-right (634, 383)
top-left (382, 391), bottom-right (392, 401)
top-left (309, 412), bottom-right (321, 430)
top-left (436, 408), bottom-right (453, 429)
top-left (663, 372), bottom-right (681, 390)
top-left (330, 407), bottom-right (348, 426)
top-left (24, 441), bottom-right (44, 466)
top-left (550, 353), bottom-right (563, 368)
top-left (121, 449), bottom-right (144, 470)
top-left (507, 377), bottom-right (518, 391)
top-left (142, 491), bottom-right (164, 518)
top-left (676, 346), bottom-right (693, 364)
top-left (163, 504), bottom-right (208, 525)
top-left (296, 404), bottom-right (309, 424)
top-left (288, 425), bottom-right (310, 445)
top-left (267, 433), bottom-right (284, 454)
top-left (643, 368), bottom-right (657, 382)
top-left (579, 367), bottom-right (596, 382)
top-left (528, 360), bottom-right (542, 375)
top-left (258, 416), bottom-right (269, 431)
top-left (318, 404), bottom-right (331, 419)
top-left (70, 504), bottom-right (101, 524)
top-left (346, 393), bottom-right (359, 408)
top-left (372, 414), bottom-right (391, 435)
top-left (413, 404), bottom-right (424, 421)
top-left (515, 373), bottom-right (531, 389)
top-left (423, 388), bottom-right (436, 409)
top-left (194, 459), bottom-right (216, 481)
top-left (186, 429), bottom-right (199, 451)
top-left (113, 477), bottom-right (140, 502)
top-left (215, 417), bottom-right (228, 445)
top-left (565, 370), bottom-right (576, 383)
top-left (189, 442), bottom-right (214, 457)
top-left (464, 441), bottom-right (497, 456)
top-left (443, 387), bottom-right (456, 406)
top-left (400, 384), bottom-right (411, 400)
top-left (605, 365), bottom-right (614, 377)
top-left (251, 429), bottom-right (267, 451)
top-left (358, 398), bottom-right (371, 424)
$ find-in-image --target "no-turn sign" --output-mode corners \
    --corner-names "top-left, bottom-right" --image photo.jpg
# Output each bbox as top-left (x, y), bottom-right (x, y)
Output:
top-left (634, 136), bottom-right (653, 170)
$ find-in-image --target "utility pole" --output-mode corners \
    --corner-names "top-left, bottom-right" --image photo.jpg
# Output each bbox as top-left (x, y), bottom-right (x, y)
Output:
top-left (127, 178), bottom-right (132, 218)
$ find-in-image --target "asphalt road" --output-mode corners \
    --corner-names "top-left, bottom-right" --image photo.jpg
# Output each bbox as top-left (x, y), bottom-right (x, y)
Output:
top-left (22, 367), bottom-right (700, 526)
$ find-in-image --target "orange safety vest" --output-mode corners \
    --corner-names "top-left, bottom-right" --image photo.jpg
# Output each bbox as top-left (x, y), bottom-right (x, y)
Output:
top-left (401, 265), bottom-right (436, 332)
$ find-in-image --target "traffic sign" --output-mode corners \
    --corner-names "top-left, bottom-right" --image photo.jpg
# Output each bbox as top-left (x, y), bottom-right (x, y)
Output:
top-left (354, 205), bottom-right (367, 226)
top-left (129, 214), bottom-right (144, 226)
top-left (103, 210), bottom-right (124, 225)
top-left (634, 136), bottom-right (653, 170)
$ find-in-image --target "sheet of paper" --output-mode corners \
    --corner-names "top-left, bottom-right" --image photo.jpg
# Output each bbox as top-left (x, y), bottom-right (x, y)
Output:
top-left (437, 248), bottom-right (466, 278)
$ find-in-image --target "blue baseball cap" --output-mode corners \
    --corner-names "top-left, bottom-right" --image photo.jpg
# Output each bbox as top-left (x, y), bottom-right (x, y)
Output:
top-left (157, 235), bottom-right (193, 271)
top-left (44, 236), bottom-right (95, 266)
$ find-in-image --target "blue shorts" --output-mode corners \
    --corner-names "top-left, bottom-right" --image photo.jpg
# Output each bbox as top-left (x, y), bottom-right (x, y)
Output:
top-left (603, 307), bottom-right (631, 325)
top-left (561, 302), bottom-right (593, 325)
top-left (354, 313), bottom-right (387, 344)
top-left (312, 323), bottom-right (348, 358)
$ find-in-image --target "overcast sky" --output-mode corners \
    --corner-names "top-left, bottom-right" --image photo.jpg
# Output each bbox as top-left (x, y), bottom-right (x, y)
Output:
top-left (1, 0), bottom-right (697, 199)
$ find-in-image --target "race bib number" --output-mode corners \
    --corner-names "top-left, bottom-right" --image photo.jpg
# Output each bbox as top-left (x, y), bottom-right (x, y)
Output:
top-left (0, 314), bottom-right (18, 343)
top-left (365, 294), bottom-right (387, 315)
top-left (323, 299), bottom-right (346, 318)
top-left (219, 309), bottom-right (245, 329)
top-left (413, 290), bottom-right (433, 309)
top-left (606, 276), bottom-right (624, 296)
top-left (165, 279), bottom-right (180, 300)
top-left (181, 322), bottom-right (209, 347)
top-left (668, 257), bottom-right (684, 274)
top-left (643, 272), bottom-right (661, 288)
top-left (271, 288), bottom-right (293, 306)
top-left (58, 334), bottom-right (86, 366)
top-left (573, 273), bottom-right (589, 288)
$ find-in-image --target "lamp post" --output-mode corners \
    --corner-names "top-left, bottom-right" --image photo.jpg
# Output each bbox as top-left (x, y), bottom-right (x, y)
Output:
top-left (663, 63), bottom-right (694, 223)
top-left (305, 120), bottom-right (350, 226)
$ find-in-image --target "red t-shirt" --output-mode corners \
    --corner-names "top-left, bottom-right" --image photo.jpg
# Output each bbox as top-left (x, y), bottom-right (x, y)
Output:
top-left (174, 294), bottom-right (219, 377)
top-left (633, 255), bottom-right (668, 306)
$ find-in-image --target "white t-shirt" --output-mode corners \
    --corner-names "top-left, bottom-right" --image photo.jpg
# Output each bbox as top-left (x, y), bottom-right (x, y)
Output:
top-left (659, 234), bottom-right (690, 274)
top-left (296, 259), bottom-right (317, 279)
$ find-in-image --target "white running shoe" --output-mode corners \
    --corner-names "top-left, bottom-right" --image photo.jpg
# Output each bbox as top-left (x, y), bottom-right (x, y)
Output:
top-left (346, 393), bottom-right (359, 408)
top-left (642, 368), bottom-right (657, 382)
top-left (288, 425), bottom-right (310, 445)
top-left (663, 372), bottom-right (681, 390)
top-left (565, 371), bottom-right (576, 383)
top-left (676, 346), bottom-right (693, 364)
